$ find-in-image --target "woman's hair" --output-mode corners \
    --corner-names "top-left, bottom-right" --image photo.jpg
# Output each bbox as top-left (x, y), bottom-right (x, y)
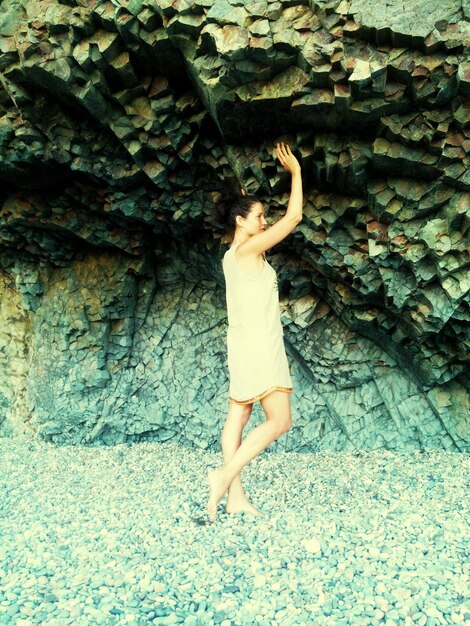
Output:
top-left (215, 190), bottom-right (260, 233)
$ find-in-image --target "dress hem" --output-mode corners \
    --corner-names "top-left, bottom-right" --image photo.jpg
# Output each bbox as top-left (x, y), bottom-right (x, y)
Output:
top-left (229, 386), bottom-right (293, 405)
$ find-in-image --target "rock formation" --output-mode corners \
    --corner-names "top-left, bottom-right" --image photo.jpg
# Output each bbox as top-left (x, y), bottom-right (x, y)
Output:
top-left (0, 0), bottom-right (468, 451)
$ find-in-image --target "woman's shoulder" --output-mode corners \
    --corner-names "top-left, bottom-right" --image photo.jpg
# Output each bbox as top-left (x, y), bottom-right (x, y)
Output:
top-left (223, 242), bottom-right (238, 256)
top-left (222, 243), bottom-right (235, 266)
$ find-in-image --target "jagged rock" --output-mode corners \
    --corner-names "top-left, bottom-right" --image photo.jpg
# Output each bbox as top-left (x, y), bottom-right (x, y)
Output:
top-left (0, 0), bottom-right (468, 451)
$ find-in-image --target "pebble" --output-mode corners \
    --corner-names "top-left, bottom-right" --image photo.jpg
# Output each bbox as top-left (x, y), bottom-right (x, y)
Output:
top-left (0, 440), bottom-right (468, 626)
top-left (302, 538), bottom-right (322, 554)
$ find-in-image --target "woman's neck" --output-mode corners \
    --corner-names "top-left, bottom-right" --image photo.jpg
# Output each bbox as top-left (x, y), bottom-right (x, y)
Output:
top-left (232, 234), bottom-right (249, 245)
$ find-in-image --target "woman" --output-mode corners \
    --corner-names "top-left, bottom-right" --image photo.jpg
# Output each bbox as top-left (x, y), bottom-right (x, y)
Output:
top-left (207, 142), bottom-right (303, 521)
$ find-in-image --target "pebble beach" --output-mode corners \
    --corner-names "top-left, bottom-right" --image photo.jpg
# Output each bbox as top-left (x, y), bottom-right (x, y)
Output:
top-left (0, 438), bottom-right (468, 626)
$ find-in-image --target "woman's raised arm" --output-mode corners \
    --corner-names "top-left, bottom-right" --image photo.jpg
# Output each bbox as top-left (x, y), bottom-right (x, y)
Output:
top-left (237, 142), bottom-right (303, 257)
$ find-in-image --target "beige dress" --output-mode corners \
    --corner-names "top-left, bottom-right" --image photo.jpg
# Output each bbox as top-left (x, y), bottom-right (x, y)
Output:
top-left (222, 242), bottom-right (293, 404)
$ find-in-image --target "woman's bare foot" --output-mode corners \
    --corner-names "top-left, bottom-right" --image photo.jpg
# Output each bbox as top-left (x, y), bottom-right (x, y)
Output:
top-left (226, 495), bottom-right (263, 516)
top-left (207, 468), bottom-right (229, 521)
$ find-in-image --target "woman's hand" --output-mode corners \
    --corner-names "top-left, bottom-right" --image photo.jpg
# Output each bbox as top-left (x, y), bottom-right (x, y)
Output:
top-left (276, 142), bottom-right (301, 176)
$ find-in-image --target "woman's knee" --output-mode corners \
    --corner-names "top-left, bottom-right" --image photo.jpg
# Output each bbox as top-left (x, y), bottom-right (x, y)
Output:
top-left (229, 401), bottom-right (253, 426)
top-left (277, 416), bottom-right (292, 436)
top-left (261, 391), bottom-right (292, 435)
top-left (266, 414), bottom-right (291, 437)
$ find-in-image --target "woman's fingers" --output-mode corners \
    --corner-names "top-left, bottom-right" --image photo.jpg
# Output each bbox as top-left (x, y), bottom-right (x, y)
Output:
top-left (276, 142), bottom-right (301, 174)
top-left (276, 142), bottom-right (294, 165)
top-left (276, 142), bottom-right (290, 163)
top-left (276, 142), bottom-right (292, 157)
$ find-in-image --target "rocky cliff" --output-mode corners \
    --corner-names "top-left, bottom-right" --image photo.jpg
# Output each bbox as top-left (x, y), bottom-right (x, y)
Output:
top-left (0, 0), bottom-right (468, 451)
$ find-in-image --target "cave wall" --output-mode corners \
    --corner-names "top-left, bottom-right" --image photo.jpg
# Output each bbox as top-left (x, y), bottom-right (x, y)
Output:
top-left (2, 247), bottom-right (466, 451)
top-left (0, 0), bottom-right (468, 450)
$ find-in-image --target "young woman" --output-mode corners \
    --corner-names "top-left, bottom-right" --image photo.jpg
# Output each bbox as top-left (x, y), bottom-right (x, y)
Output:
top-left (207, 142), bottom-right (303, 521)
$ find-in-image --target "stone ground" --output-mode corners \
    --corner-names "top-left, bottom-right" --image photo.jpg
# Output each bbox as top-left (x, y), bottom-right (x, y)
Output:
top-left (0, 437), bottom-right (468, 625)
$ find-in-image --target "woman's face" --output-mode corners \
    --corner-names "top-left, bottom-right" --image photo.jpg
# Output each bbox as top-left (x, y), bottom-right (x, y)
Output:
top-left (238, 201), bottom-right (268, 236)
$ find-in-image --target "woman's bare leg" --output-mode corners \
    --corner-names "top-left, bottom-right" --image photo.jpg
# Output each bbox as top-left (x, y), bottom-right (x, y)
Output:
top-left (222, 401), bottom-right (261, 515)
top-left (207, 391), bottom-right (292, 521)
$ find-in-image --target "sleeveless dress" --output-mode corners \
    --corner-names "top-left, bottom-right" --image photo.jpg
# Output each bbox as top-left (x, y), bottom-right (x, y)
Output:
top-left (222, 242), bottom-right (293, 404)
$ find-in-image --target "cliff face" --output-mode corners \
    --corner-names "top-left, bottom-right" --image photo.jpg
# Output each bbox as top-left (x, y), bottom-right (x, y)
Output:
top-left (0, 0), bottom-right (468, 450)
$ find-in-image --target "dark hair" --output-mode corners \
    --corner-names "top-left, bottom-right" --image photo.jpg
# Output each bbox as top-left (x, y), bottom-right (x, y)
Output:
top-left (215, 190), bottom-right (261, 233)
